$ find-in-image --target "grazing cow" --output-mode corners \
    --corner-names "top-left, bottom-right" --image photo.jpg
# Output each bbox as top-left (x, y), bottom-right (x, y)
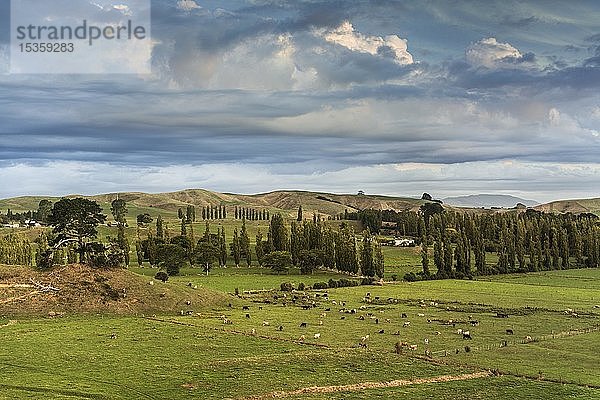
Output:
top-left (401, 313), bottom-right (408, 318)
top-left (300, 322), bottom-right (307, 328)
top-left (375, 319), bottom-right (379, 324)
top-left (403, 322), bottom-right (410, 327)
top-left (457, 329), bottom-right (463, 335)
top-left (228, 303), bottom-right (232, 308)
top-left (358, 342), bottom-right (368, 348)
top-left (185, 300), bottom-right (191, 306)
top-left (245, 314), bottom-right (250, 319)
top-left (359, 315), bottom-right (365, 321)
top-left (259, 306), bottom-right (263, 310)
top-left (278, 325), bottom-right (284, 331)
top-left (378, 329), bottom-right (385, 334)
top-left (374, 296), bottom-right (380, 301)
top-left (350, 309), bottom-right (357, 314)
top-left (251, 328), bottom-right (256, 334)
top-left (462, 331), bottom-right (472, 340)
top-left (506, 329), bottom-right (514, 335)
top-left (392, 330), bottom-right (400, 336)
top-left (385, 318), bottom-right (391, 323)
top-left (496, 312), bottom-right (509, 318)
top-left (366, 292), bottom-right (371, 297)
top-left (470, 320), bottom-right (479, 326)
top-left (340, 316), bottom-right (346, 320)
top-left (417, 313), bottom-right (425, 317)
top-left (424, 338), bottom-right (429, 345)
top-left (320, 313), bottom-right (327, 318)
top-left (110, 333), bottom-right (117, 339)
top-left (525, 335), bottom-right (532, 341)
top-left (299, 335), bottom-right (305, 342)
top-left (325, 308), bottom-right (331, 312)
top-left (361, 334), bottom-right (370, 342)
top-left (242, 306), bottom-right (250, 311)
top-left (319, 320), bottom-right (323, 326)
top-left (435, 331), bottom-right (441, 335)
top-left (314, 333), bottom-right (321, 339)
top-left (262, 321), bottom-right (270, 326)
top-left (332, 300), bottom-right (337, 305)
top-left (409, 344), bottom-right (418, 351)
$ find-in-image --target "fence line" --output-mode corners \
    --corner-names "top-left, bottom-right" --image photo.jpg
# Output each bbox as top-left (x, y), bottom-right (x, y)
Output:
top-left (426, 324), bottom-right (600, 357)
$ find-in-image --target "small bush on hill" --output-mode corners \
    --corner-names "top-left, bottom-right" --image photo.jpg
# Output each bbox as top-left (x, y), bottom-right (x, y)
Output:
top-left (312, 282), bottom-right (328, 290)
top-left (155, 271), bottom-right (169, 282)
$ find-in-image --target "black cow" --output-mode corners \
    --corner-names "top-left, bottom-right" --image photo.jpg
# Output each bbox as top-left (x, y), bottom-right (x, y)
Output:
top-left (300, 322), bottom-right (307, 328)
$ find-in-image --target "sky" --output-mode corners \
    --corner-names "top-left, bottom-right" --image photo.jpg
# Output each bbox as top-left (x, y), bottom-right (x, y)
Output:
top-left (1, 0), bottom-right (599, 202)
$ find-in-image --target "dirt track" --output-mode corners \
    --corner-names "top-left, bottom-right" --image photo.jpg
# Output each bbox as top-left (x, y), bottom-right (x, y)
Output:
top-left (234, 371), bottom-right (493, 399)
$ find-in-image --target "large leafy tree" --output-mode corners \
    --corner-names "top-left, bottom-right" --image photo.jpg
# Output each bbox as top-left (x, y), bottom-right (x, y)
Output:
top-left (48, 198), bottom-right (106, 262)
top-left (263, 251), bottom-right (292, 275)
top-left (194, 241), bottom-right (220, 275)
top-left (156, 244), bottom-right (186, 276)
top-left (298, 249), bottom-right (321, 275)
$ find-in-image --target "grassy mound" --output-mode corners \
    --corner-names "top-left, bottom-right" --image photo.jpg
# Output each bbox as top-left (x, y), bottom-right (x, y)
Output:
top-left (0, 264), bottom-right (231, 316)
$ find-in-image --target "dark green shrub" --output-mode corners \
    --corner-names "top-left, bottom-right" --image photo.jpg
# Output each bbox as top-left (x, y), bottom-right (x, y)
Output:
top-left (155, 271), bottom-right (169, 282)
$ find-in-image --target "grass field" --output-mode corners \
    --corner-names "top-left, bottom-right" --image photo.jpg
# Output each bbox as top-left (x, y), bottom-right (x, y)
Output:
top-left (1, 265), bottom-right (600, 399)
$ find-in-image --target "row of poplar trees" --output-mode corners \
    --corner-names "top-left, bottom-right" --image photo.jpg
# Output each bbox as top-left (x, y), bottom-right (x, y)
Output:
top-left (418, 209), bottom-right (600, 279)
top-left (255, 213), bottom-right (384, 278)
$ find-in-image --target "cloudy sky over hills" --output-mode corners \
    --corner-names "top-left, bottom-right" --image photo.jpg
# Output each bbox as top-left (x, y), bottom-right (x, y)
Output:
top-left (1, 0), bottom-right (599, 201)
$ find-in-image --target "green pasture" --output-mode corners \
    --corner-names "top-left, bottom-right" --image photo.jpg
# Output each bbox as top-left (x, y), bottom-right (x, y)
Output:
top-left (2, 262), bottom-right (600, 398)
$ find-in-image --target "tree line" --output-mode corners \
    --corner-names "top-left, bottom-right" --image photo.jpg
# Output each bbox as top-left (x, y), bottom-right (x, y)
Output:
top-left (413, 207), bottom-right (599, 280)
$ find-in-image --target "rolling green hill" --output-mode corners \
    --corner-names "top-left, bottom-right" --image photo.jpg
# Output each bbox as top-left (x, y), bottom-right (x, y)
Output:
top-left (0, 189), bottom-right (426, 219)
top-left (534, 198), bottom-right (600, 215)
top-left (0, 189), bottom-right (598, 218)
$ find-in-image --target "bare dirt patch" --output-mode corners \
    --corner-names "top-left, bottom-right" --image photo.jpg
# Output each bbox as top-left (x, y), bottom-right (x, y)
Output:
top-left (234, 371), bottom-right (493, 399)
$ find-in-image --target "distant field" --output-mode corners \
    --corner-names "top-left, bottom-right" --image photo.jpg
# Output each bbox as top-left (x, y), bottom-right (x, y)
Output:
top-left (478, 268), bottom-right (600, 290)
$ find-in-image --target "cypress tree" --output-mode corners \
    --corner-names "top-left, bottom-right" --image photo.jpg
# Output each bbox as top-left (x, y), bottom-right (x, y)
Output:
top-left (421, 235), bottom-right (430, 277)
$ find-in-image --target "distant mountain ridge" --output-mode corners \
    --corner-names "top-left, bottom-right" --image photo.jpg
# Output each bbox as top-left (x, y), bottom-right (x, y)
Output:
top-left (442, 194), bottom-right (539, 208)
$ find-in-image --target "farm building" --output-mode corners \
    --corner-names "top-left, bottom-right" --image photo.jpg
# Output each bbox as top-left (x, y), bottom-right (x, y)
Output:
top-left (384, 238), bottom-right (416, 247)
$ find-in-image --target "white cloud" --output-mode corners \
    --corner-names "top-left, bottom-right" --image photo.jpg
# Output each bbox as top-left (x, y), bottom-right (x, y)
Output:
top-left (112, 4), bottom-right (132, 16)
top-left (319, 21), bottom-right (414, 65)
top-left (548, 107), bottom-right (561, 125)
top-left (177, 0), bottom-right (202, 12)
top-left (466, 37), bottom-right (529, 68)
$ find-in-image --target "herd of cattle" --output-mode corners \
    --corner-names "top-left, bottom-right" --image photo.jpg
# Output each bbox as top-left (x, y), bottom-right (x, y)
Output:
top-left (213, 290), bottom-right (535, 354)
